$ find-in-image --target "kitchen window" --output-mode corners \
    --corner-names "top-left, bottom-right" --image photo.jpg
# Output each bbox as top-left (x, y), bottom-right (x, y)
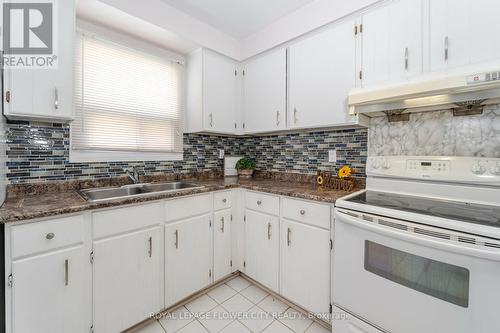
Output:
top-left (70, 30), bottom-right (184, 162)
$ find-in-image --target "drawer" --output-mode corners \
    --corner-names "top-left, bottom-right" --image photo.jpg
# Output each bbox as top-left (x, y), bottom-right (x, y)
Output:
top-left (282, 198), bottom-right (331, 229)
top-left (93, 202), bottom-right (163, 239)
top-left (214, 191), bottom-right (232, 211)
top-left (245, 191), bottom-right (279, 216)
top-left (165, 193), bottom-right (211, 222)
top-left (11, 215), bottom-right (85, 258)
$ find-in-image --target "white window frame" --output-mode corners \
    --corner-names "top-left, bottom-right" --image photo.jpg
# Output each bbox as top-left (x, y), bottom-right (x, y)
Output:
top-left (70, 20), bottom-right (185, 163)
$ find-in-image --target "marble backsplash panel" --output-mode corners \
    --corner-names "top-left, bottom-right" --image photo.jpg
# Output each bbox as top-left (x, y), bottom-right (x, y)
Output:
top-left (369, 105), bottom-right (500, 157)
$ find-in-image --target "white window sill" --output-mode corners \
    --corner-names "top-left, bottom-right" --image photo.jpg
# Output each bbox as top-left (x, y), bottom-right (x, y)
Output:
top-left (70, 149), bottom-right (183, 163)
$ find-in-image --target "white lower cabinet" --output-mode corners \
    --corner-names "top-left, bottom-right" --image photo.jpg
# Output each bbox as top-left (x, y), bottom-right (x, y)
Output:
top-left (165, 214), bottom-right (212, 307)
top-left (11, 246), bottom-right (87, 333)
top-left (93, 227), bottom-right (162, 333)
top-left (213, 209), bottom-right (232, 280)
top-left (244, 209), bottom-right (280, 292)
top-left (281, 219), bottom-right (331, 315)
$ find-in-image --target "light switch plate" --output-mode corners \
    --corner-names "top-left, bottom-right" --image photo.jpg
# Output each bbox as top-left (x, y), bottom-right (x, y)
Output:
top-left (329, 150), bottom-right (337, 163)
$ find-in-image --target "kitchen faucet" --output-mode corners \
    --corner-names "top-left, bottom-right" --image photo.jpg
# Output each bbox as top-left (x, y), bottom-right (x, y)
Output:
top-left (125, 166), bottom-right (140, 184)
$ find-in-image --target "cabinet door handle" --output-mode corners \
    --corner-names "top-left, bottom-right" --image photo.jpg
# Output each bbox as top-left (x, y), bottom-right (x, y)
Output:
top-left (174, 230), bottom-right (179, 249)
top-left (293, 108), bottom-right (298, 124)
top-left (276, 111), bottom-right (280, 126)
top-left (5, 91), bottom-right (10, 103)
top-left (444, 36), bottom-right (449, 62)
top-left (267, 222), bottom-right (272, 240)
top-left (46, 232), bottom-right (55, 240)
top-left (404, 47), bottom-right (409, 70)
top-left (148, 237), bottom-right (153, 257)
top-left (209, 113), bottom-right (213, 127)
top-left (64, 259), bottom-right (69, 286)
top-left (287, 227), bottom-right (292, 246)
top-left (222, 198), bottom-right (227, 203)
top-left (220, 217), bottom-right (225, 232)
top-left (54, 88), bottom-right (59, 110)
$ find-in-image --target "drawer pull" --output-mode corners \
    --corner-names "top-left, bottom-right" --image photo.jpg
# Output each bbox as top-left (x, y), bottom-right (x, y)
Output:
top-left (257, 200), bottom-right (262, 206)
top-left (64, 259), bottom-right (69, 286)
top-left (300, 209), bottom-right (306, 215)
top-left (222, 198), bottom-right (227, 203)
top-left (46, 233), bottom-right (55, 240)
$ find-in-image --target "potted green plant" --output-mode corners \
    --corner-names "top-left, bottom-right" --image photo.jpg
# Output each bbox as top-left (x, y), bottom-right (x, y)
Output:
top-left (235, 157), bottom-right (256, 179)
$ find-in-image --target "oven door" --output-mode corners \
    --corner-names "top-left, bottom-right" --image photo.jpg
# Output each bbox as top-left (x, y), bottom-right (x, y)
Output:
top-left (333, 209), bottom-right (500, 333)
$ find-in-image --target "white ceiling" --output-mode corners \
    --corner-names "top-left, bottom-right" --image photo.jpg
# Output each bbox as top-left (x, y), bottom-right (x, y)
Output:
top-left (159, 0), bottom-right (317, 38)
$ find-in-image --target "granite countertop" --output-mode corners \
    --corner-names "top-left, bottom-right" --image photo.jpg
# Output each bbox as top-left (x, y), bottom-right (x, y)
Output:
top-left (0, 175), bottom-right (363, 224)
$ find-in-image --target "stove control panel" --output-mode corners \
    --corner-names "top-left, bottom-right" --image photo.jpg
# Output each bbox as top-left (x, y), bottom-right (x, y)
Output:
top-left (367, 156), bottom-right (500, 185)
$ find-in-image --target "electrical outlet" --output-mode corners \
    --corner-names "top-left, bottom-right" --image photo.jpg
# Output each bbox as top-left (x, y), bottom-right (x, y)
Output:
top-left (328, 150), bottom-right (337, 163)
top-left (218, 149), bottom-right (225, 159)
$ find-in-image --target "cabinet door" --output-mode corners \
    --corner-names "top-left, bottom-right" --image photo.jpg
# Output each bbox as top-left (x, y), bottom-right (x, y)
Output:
top-left (281, 220), bottom-right (331, 315)
top-left (165, 214), bottom-right (212, 306)
top-left (4, 0), bottom-right (75, 120)
top-left (93, 227), bottom-right (162, 333)
top-left (361, 0), bottom-right (423, 87)
top-left (214, 209), bottom-right (232, 280)
top-left (11, 246), bottom-right (88, 333)
top-left (243, 48), bottom-right (286, 133)
top-left (244, 210), bottom-right (279, 292)
top-left (203, 50), bottom-right (237, 134)
top-left (428, 0), bottom-right (470, 72)
top-left (289, 19), bottom-right (357, 129)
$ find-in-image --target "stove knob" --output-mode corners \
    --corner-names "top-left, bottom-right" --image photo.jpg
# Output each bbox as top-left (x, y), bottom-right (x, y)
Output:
top-left (490, 164), bottom-right (500, 175)
top-left (382, 160), bottom-right (391, 170)
top-left (471, 163), bottom-right (485, 175)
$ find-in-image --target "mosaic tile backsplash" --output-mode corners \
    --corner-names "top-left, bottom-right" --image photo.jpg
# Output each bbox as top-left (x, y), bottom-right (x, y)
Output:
top-left (6, 121), bottom-right (368, 183)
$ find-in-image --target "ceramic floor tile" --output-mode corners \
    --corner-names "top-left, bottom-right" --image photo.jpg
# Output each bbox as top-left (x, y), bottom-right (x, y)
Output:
top-left (258, 295), bottom-right (289, 317)
top-left (238, 306), bottom-right (274, 333)
top-left (226, 276), bottom-right (252, 292)
top-left (262, 320), bottom-right (295, 333)
top-left (207, 284), bottom-right (238, 304)
top-left (136, 321), bottom-right (167, 333)
top-left (221, 293), bottom-right (254, 314)
top-left (158, 306), bottom-right (194, 332)
top-left (279, 309), bottom-right (313, 333)
top-left (219, 320), bottom-right (251, 333)
top-left (305, 322), bottom-right (331, 333)
top-left (198, 306), bottom-right (233, 333)
top-left (240, 285), bottom-right (269, 304)
top-left (176, 320), bottom-right (209, 333)
top-left (185, 294), bottom-right (218, 314)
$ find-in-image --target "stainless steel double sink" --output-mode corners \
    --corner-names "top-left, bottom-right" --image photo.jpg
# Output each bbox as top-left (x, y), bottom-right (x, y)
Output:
top-left (79, 182), bottom-right (204, 202)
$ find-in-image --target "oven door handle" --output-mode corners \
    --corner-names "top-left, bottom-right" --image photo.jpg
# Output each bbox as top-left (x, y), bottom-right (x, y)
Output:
top-left (336, 210), bottom-right (500, 262)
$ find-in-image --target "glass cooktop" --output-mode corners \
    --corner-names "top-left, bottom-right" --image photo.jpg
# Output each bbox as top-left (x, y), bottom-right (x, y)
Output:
top-left (346, 191), bottom-right (500, 228)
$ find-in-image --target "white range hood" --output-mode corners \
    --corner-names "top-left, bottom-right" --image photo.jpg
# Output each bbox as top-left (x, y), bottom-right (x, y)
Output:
top-left (349, 70), bottom-right (500, 117)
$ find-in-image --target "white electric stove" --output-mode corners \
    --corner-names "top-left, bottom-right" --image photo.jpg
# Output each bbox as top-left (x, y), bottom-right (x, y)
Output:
top-left (332, 156), bottom-right (500, 333)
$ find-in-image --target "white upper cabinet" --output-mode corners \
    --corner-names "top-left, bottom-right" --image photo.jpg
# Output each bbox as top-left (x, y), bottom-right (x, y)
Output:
top-left (186, 48), bottom-right (239, 134)
top-left (361, 0), bottom-right (423, 87)
top-left (288, 19), bottom-right (359, 129)
top-left (243, 48), bottom-right (286, 133)
top-left (3, 0), bottom-right (75, 121)
top-left (428, 0), bottom-right (500, 74)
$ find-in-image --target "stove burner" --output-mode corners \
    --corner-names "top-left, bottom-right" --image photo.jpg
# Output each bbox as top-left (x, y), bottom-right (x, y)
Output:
top-left (346, 191), bottom-right (500, 228)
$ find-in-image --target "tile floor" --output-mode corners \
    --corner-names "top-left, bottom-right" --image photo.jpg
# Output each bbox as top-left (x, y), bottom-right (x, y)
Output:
top-left (135, 275), bottom-right (330, 333)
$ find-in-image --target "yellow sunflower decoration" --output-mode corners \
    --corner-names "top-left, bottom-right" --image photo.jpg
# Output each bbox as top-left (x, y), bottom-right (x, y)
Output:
top-left (338, 166), bottom-right (352, 179)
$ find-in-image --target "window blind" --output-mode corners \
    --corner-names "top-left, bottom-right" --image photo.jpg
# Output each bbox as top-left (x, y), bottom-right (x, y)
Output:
top-left (72, 32), bottom-right (184, 153)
